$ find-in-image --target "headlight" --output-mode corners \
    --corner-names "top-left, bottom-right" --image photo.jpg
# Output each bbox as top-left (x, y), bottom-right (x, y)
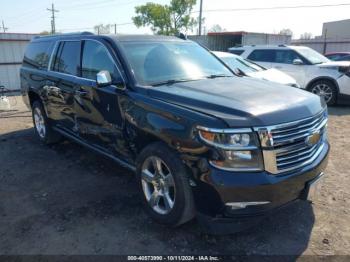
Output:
top-left (197, 126), bottom-right (264, 171)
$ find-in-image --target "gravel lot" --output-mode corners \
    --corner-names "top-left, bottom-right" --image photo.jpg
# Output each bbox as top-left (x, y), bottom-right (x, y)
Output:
top-left (0, 96), bottom-right (349, 256)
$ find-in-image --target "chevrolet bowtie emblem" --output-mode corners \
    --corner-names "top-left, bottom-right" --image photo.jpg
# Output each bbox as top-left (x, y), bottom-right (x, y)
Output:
top-left (305, 131), bottom-right (321, 147)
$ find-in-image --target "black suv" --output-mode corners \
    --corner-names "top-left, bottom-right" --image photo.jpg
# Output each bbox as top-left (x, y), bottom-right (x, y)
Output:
top-left (21, 33), bottom-right (329, 232)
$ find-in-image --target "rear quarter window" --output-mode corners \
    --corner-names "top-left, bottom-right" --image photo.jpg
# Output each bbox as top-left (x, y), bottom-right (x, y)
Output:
top-left (23, 41), bottom-right (53, 69)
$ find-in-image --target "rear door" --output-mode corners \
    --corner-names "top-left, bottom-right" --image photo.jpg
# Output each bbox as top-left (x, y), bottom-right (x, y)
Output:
top-left (74, 39), bottom-right (129, 158)
top-left (247, 49), bottom-right (274, 69)
top-left (46, 40), bottom-right (81, 132)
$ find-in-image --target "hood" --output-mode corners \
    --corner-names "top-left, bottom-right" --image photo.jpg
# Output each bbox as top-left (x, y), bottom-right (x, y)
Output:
top-left (317, 61), bottom-right (350, 68)
top-left (147, 77), bottom-right (325, 127)
top-left (246, 68), bottom-right (297, 86)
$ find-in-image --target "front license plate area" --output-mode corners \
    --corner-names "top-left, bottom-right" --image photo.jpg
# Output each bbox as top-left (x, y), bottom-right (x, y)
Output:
top-left (307, 173), bottom-right (325, 202)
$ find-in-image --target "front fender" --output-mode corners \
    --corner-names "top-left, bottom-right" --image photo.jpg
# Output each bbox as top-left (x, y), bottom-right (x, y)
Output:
top-left (120, 91), bottom-right (227, 155)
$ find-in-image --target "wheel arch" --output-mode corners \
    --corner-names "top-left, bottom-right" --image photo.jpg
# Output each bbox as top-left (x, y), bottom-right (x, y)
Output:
top-left (306, 76), bottom-right (339, 93)
top-left (28, 90), bottom-right (42, 108)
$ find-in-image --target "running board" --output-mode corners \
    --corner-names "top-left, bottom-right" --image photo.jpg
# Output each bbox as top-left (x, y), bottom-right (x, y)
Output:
top-left (52, 127), bottom-right (136, 172)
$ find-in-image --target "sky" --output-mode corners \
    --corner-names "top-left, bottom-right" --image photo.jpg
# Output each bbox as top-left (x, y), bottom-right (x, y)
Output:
top-left (1, 0), bottom-right (350, 38)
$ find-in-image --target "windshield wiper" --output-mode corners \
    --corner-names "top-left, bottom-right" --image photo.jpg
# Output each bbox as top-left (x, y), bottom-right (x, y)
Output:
top-left (206, 74), bottom-right (233, 79)
top-left (150, 79), bottom-right (197, 87)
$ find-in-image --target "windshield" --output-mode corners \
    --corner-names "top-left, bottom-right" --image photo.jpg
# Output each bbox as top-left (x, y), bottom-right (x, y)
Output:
top-left (120, 41), bottom-right (233, 85)
top-left (221, 56), bottom-right (264, 73)
top-left (296, 48), bottom-right (330, 65)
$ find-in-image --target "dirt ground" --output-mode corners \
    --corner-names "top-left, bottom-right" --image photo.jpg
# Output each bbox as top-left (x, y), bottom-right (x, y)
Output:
top-left (0, 96), bottom-right (349, 256)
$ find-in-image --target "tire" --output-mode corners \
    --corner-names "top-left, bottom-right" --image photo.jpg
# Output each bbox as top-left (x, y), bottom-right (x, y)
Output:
top-left (136, 142), bottom-right (195, 226)
top-left (309, 80), bottom-right (337, 106)
top-left (32, 101), bottom-right (62, 144)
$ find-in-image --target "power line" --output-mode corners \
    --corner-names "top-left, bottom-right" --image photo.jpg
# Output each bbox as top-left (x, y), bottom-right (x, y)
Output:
top-left (0, 20), bottom-right (9, 33)
top-left (60, 0), bottom-right (144, 12)
top-left (47, 3), bottom-right (59, 34)
top-left (60, 22), bottom-right (133, 32)
top-left (192, 2), bottom-right (350, 13)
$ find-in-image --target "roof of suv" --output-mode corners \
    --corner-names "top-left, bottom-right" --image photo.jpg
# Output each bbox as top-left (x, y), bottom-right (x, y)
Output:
top-left (33, 32), bottom-right (186, 43)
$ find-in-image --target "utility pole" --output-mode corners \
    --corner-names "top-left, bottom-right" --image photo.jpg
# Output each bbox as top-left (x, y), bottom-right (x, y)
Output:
top-left (198, 0), bottom-right (203, 36)
top-left (323, 29), bottom-right (328, 54)
top-left (0, 20), bottom-right (8, 33)
top-left (47, 3), bottom-right (59, 34)
top-left (114, 24), bottom-right (117, 34)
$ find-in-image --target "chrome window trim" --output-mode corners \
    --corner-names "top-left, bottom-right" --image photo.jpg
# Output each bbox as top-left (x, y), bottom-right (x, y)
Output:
top-left (81, 39), bottom-right (126, 87)
top-left (47, 41), bottom-right (60, 71)
top-left (47, 38), bottom-right (126, 90)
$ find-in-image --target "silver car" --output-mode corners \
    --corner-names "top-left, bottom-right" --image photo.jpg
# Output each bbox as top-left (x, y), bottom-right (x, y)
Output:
top-left (228, 45), bottom-right (350, 105)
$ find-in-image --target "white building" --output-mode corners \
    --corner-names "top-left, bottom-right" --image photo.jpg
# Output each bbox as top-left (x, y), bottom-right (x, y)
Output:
top-left (322, 19), bottom-right (350, 39)
top-left (293, 19), bottom-right (350, 54)
top-left (0, 33), bottom-right (37, 91)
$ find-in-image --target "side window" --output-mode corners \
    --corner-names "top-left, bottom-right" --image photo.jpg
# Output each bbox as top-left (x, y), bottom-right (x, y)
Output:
top-left (23, 41), bottom-right (53, 69)
top-left (326, 54), bottom-right (338, 60)
top-left (275, 50), bottom-right (302, 64)
top-left (248, 50), bottom-right (275, 62)
top-left (52, 41), bottom-right (80, 76)
top-left (339, 55), bottom-right (350, 61)
top-left (81, 40), bottom-right (122, 82)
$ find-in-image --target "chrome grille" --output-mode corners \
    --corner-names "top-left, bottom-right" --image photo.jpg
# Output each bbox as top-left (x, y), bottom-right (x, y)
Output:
top-left (255, 110), bottom-right (328, 174)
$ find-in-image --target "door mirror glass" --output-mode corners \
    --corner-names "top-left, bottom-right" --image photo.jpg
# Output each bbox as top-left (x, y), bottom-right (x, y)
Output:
top-left (293, 58), bottom-right (304, 65)
top-left (96, 71), bottom-right (112, 87)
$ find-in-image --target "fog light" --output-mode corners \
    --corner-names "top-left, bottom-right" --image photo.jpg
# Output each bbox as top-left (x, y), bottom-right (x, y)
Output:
top-left (225, 201), bottom-right (270, 210)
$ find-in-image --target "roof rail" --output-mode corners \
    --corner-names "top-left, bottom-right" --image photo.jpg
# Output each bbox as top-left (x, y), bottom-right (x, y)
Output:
top-left (34, 31), bottom-right (94, 39)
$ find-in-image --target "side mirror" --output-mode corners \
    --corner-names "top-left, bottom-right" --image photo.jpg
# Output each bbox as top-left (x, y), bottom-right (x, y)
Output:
top-left (293, 58), bottom-right (304, 65)
top-left (96, 71), bottom-right (112, 87)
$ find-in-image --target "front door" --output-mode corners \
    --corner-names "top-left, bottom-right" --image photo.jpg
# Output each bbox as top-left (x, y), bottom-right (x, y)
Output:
top-left (74, 39), bottom-right (130, 159)
top-left (269, 49), bottom-right (307, 87)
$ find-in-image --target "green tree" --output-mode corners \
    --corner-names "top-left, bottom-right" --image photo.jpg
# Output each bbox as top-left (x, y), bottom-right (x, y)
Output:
top-left (132, 0), bottom-right (197, 35)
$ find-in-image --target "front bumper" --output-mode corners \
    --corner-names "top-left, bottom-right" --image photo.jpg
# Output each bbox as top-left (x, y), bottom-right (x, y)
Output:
top-left (337, 74), bottom-right (350, 104)
top-left (192, 142), bottom-right (329, 233)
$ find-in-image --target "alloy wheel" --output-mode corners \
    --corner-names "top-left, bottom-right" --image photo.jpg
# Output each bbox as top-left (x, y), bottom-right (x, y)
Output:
top-left (141, 156), bottom-right (176, 215)
top-left (311, 83), bottom-right (333, 103)
top-left (34, 107), bottom-right (46, 138)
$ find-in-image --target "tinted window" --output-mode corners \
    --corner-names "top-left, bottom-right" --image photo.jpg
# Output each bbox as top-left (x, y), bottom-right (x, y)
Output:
top-left (23, 41), bottom-right (53, 69)
top-left (338, 55), bottom-right (350, 61)
top-left (120, 41), bottom-right (233, 85)
top-left (82, 40), bottom-right (122, 82)
top-left (275, 50), bottom-right (302, 64)
top-left (229, 50), bottom-right (244, 55)
top-left (53, 41), bottom-right (80, 75)
top-left (248, 49), bottom-right (275, 62)
top-left (326, 54), bottom-right (339, 61)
